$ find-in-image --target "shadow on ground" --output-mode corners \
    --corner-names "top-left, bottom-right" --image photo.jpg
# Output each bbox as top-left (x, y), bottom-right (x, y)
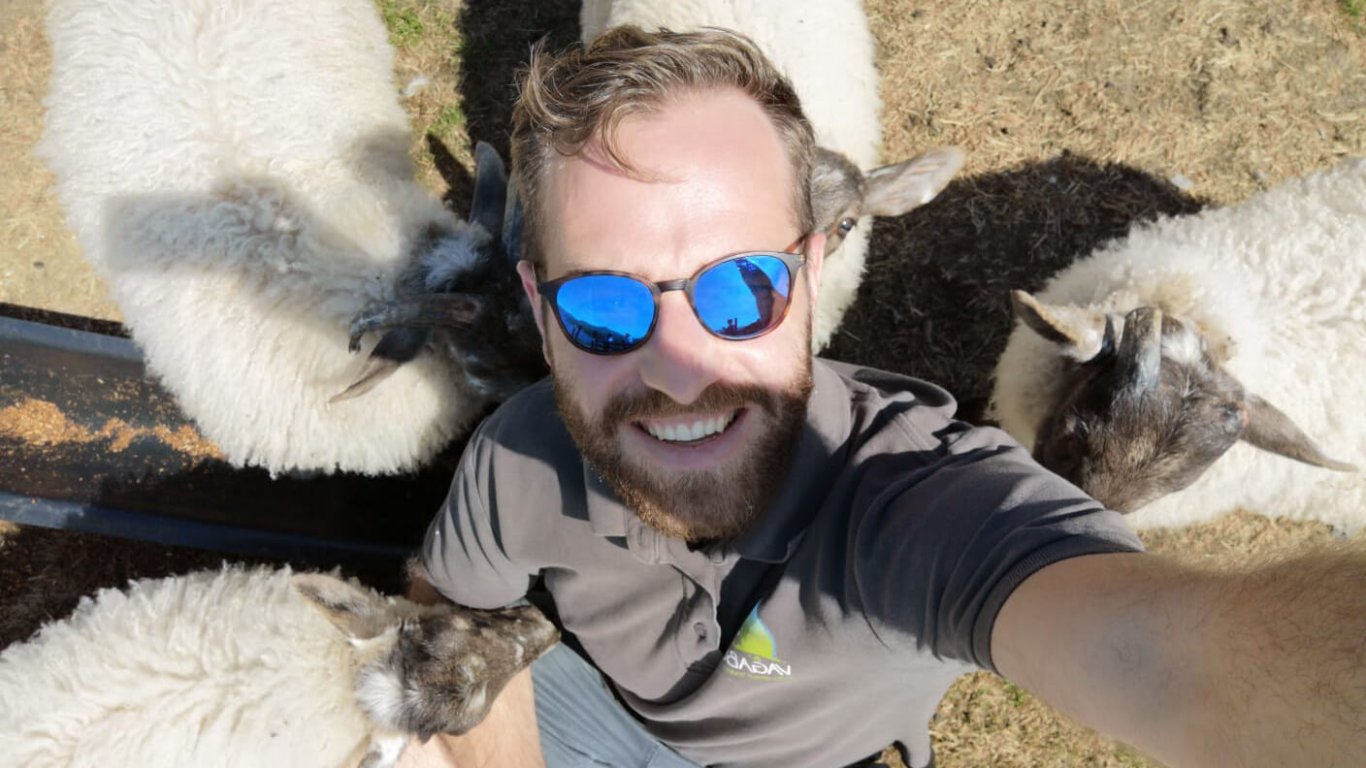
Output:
top-left (428, 0), bottom-right (580, 214)
top-left (825, 152), bottom-right (1205, 423)
top-left (456, 0), bottom-right (580, 155)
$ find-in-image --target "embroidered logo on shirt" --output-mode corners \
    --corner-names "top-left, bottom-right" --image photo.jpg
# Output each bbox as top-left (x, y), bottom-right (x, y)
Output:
top-left (724, 606), bottom-right (792, 681)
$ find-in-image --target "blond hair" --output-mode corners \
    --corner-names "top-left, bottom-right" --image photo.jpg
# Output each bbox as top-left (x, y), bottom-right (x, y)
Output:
top-left (510, 26), bottom-right (816, 271)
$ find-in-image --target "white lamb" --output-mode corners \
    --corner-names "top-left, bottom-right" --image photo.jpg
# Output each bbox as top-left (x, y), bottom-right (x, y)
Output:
top-left (0, 566), bottom-right (558, 768)
top-left (581, 0), bottom-right (965, 351)
top-left (989, 158), bottom-right (1364, 533)
top-left (40, 0), bottom-right (543, 475)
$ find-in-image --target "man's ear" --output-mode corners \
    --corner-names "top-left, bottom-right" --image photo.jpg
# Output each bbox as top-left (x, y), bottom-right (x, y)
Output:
top-left (802, 231), bottom-right (827, 308)
top-left (516, 259), bottom-right (553, 366)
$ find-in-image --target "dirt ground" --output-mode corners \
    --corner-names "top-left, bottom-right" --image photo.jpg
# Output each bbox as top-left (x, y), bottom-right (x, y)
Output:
top-left (1, 0), bottom-right (1363, 766)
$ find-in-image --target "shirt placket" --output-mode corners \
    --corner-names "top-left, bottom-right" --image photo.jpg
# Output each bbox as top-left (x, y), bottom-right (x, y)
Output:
top-left (622, 512), bottom-right (737, 664)
top-left (666, 537), bottom-right (737, 662)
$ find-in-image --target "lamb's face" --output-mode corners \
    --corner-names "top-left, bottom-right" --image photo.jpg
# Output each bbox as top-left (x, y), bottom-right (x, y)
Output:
top-left (358, 602), bottom-right (560, 739)
top-left (807, 145), bottom-right (966, 254)
top-left (333, 222), bottom-right (548, 405)
top-left (1013, 289), bottom-right (1356, 513)
top-left (433, 257), bottom-right (547, 402)
top-left (810, 148), bottom-right (866, 253)
top-left (1032, 308), bottom-right (1247, 512)
top-left (334, 142), bottom-right (549, 406)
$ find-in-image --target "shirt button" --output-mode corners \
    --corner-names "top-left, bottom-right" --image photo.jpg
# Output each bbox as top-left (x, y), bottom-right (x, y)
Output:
top-left (694, 622), bottom-right (709, 641)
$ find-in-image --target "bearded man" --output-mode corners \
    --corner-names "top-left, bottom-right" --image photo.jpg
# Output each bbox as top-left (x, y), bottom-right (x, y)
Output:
top-left (401, 26), bottom-right (1366, 768)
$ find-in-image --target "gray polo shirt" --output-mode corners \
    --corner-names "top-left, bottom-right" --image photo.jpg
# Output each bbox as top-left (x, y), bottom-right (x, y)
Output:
top-left (423, 359), bottom-right (1144, 767)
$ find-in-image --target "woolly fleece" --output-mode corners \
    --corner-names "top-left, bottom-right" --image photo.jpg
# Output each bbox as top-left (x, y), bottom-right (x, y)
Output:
top-left (990, 158), bottom-right (1365, 532)
top-left (40, 0), bottom-right (472, 474)
top-left (0, 566), bottom-right (399, 767)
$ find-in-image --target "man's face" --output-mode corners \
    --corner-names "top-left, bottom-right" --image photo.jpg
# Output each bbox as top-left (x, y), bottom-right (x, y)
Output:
top-left (517, 88), bottom-right (826, 542)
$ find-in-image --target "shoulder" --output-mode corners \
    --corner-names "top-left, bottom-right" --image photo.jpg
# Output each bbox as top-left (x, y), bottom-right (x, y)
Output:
top-left (817, 360), bottom-right (1136, 545)
top-left (818, 358), bottom-right (1020, 460)
top-left (452, 377), bottom-right (588, 526)
top-left (465, 377), bottom-right (579, 470)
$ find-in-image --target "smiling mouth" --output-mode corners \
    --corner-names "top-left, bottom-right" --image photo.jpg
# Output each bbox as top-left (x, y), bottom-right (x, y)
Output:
top-left (637, 410), bottom-right (740, 444)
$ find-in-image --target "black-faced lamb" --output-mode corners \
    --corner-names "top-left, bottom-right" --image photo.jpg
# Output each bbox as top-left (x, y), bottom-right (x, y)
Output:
top-left (580, 0), bottom-right (966, 351)
top-left (0, 566), bottom-right (559, 768)
top-left (990, 158), bottom-right (1363, 533)
top-left (334, 142), bottom-right (544, 405)
top-left (39, 0), bottom-right (544, 475)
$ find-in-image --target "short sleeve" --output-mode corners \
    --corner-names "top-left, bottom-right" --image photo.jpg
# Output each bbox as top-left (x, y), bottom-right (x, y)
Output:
top-left (853, 425), bottom-right (1144, 673)
top-left (421, 421), bottom-right (538, 609)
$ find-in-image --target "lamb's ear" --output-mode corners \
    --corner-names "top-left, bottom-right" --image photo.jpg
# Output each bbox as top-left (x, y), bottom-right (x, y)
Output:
top-left (293, 573), bottom-right (392, 641)
top-left (501, 183), bottom-right (524, 269)
top-left (1115, 306), bottom-right (1162, 393)
top-left (469, 141), bottom-right (508, 242)
top-left (860, 146), bottom-right (965, 217)
top-left (1240, 393), bottom-right (1358, 472)
top-left (1009, 290), bottom-right (1109, 361)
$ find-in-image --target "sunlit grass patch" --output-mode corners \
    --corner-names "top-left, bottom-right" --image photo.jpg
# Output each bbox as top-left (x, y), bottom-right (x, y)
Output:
top-left (428, 103), bottom-right (466, 141)
top-left (375, 0), bottom-right (470, 191)
top-left (378, 0), bottom-right (424, 49)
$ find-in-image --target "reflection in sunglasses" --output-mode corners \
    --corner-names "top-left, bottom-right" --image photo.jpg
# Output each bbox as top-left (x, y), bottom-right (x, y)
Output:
top-left (561, 307), bottom-right (637, 352)
top-left (703, 257), bottom-right (786, 337)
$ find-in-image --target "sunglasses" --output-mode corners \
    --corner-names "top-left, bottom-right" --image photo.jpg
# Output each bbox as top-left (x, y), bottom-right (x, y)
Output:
top-left (537, 240), bottom-right (808, 355)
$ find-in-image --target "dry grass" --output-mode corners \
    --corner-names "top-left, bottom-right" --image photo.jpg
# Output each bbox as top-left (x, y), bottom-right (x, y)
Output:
top-left (374, 0), bottom-right (581, 213)
top-left (0, 12), bottom-right (115, 320)
top-left (1, 0), bottom-right (1362, 765)
top-left (871, 0), bottom-right (1363, 202)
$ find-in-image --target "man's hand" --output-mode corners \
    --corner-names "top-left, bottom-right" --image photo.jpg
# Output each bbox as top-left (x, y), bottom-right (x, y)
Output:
top-left (992, 543), bottom-right (1366, 767)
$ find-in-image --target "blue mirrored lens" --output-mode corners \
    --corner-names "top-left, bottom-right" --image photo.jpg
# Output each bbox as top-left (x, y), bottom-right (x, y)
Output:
top-left (554, 274), bottom-right (655, 353)
top-left (693, 255), bottom-right (792, 338)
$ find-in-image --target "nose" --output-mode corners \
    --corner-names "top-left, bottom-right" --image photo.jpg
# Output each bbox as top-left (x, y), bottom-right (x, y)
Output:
top-left (637, 292), bottom-right (722, 405)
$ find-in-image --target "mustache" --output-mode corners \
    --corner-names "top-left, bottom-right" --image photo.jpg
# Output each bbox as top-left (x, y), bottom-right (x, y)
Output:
top-left (602, 382), bottom-right (784, 424)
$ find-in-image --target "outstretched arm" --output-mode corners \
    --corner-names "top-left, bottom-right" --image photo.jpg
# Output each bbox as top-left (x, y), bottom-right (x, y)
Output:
top-left (397, 572), bottom-right (547, 768)
top-left (992, 544), bottom-right (1366, 767)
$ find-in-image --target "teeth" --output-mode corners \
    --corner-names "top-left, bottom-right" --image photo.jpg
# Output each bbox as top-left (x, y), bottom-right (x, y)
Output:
top-left (645, 414), bottom-right (733, 443)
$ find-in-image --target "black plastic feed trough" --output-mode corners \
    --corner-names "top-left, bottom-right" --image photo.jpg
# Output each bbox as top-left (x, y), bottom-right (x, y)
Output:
top-left (0, 304), bottom-right (457, 573)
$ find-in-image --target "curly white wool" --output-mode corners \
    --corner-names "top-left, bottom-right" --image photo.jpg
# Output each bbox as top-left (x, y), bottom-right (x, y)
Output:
top-left (0, 567), bottom-right (405, 767)
top-left (0, 565), bottom-right (557, 768)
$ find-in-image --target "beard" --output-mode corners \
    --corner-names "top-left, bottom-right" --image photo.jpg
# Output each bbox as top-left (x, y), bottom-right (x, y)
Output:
top-left (553, 351), bottom-right (814, 543)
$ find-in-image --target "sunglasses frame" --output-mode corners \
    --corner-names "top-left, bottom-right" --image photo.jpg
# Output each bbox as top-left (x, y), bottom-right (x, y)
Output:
top-left (537, 239), bottom-right (808, 356)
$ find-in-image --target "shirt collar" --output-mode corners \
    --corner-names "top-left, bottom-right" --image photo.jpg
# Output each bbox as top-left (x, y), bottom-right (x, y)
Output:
top-left (582, 359), bottom-right (853, 564)
top-left (585, 467), bottom-right (629, 537)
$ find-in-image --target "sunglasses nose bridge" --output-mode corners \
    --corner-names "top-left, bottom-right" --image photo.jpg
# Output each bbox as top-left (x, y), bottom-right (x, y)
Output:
top-left (647, 278), bottom-right (700, 332)
top-left (653, 284), bottom-right (709, 339)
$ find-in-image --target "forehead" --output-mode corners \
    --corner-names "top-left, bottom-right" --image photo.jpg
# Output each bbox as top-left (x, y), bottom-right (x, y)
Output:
top-left (541, 88), bottom-right (799, 278)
